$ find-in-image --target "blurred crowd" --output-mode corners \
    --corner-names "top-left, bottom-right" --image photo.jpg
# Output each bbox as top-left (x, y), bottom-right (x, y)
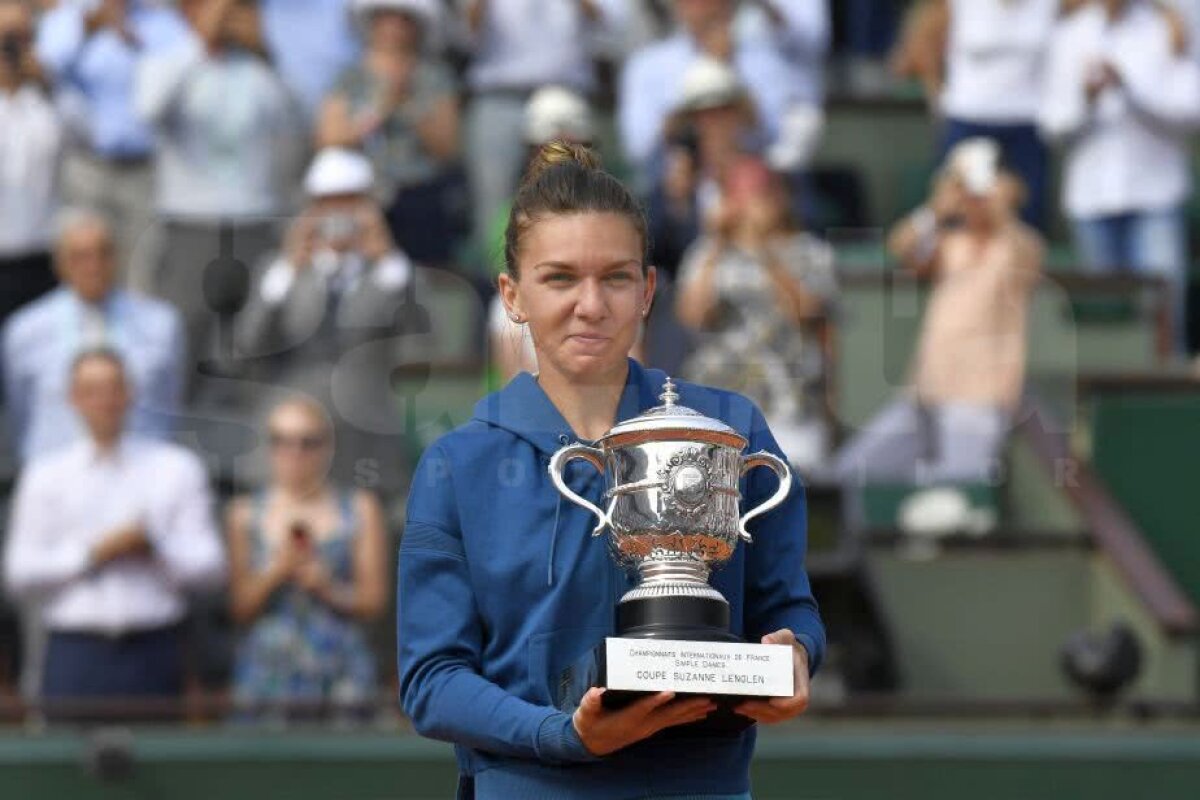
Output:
top-left (0, 0), bottom-right (1196, 722)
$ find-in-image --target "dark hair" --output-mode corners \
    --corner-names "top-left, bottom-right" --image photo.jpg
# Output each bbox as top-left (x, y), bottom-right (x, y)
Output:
top-left (504, 140), bottom-right (648, 278)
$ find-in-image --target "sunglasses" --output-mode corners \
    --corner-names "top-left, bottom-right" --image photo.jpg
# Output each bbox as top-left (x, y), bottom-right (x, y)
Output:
top-left (268, 432), bottom-right (328, 452)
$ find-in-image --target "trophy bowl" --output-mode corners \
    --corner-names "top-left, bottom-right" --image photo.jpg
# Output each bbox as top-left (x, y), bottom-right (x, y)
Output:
top-left (549, 378), bottom-right (791, 624)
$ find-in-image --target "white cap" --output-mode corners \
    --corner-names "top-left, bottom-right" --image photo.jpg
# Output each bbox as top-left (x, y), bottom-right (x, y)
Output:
top-left (304, 148), bottom-right (375, 198)
top-left (523, 86), bottom-right (594, 144)
top-left (676, 56), bottom-right (746, 114)
top-left (946, 137), bottom-right (1001, 196)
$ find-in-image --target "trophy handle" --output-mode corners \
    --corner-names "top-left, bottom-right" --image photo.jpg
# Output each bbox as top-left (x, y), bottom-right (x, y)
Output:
top-left (548, 444), bottom-right (611, 536)
top-left (738, 451), bottom-right (792, 543)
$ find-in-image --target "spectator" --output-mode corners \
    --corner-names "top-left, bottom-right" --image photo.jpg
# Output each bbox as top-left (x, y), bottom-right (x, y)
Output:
top-left (226, 397), bottom-right (386, 719)
top-left (619, 0), bottom-right (795, 178)
top-left (1038, 0), bottom-right (1200, 356)
top-left (456, 0), bottom-right (629, 256)
top-left (0, 0), bottom-right (62, 323)
top-left (135, 0), bottom-right (302, 387)
top-left (319, 0), bottom-right (463, 266)
top-left (234, 148), bottom-right (428, 503)
top-left (3, 349), bottom-right (225, 720)
top-left (488, 88), bottom-right (596, 385)
top-left (647, 55), bottom-right (756, 278)
top-left (836, 139), bottom-right (1044, 493)
top-left (35, 0), bottom-right (191, 291)
top-left (260, 0), bottom-right (361, 122)
top-left (894, 0), bottom-right (1060, 230)
top-left (3, 210), bottom-right (184, 463)
top-left (675, 156), bottom-right (837, 471)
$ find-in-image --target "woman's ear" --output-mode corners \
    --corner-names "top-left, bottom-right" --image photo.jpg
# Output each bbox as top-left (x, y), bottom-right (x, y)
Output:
top-left (643, 266), bottom-right (658, 317)
top-left (497, 272), bottom-right (523, 321)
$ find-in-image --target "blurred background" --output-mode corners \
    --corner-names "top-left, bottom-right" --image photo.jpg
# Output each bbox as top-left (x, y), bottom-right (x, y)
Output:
top-left (2, 0), bottom-right (1200, 797)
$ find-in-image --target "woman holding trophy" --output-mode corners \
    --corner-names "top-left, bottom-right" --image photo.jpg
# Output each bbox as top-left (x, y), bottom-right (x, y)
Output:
top-left (397, 141), bottom-right (825, 799)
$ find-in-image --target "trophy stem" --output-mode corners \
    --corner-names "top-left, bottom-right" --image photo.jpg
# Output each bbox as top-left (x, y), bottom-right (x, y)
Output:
top-left (637, 560), bottom-right (711, 588)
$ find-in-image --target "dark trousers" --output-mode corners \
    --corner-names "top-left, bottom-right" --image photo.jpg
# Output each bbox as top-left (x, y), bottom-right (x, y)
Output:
top-left (0, 251), bottom-right (57, 326)
top-left (387, 168), bottom-right (469, 267)
top-left (42, 625), bottom-right (184, 722)
top-left (940, 118), bottom-right (1049, 232)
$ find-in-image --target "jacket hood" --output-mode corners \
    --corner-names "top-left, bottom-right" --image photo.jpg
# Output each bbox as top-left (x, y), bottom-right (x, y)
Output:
top-left (471, 358), bottom-right (666, 453)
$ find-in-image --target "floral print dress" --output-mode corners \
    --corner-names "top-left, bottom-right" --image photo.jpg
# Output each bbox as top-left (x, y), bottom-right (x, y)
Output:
top-left (232, 491), bottom-right (377, 715)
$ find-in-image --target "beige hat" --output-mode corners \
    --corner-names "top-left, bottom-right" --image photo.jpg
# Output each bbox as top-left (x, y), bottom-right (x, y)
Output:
top-left (675, 56), bottom-right (748, 114)
top-left (352, 0), bottom-right (440, 39)
top-left (524, 86), bottom-right (594, 144)
top-left (304, 148), bottom-right (375, 198)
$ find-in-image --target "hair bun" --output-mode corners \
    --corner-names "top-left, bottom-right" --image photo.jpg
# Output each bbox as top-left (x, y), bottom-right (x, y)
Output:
top-left (522, 140), bottom-right (601, 186)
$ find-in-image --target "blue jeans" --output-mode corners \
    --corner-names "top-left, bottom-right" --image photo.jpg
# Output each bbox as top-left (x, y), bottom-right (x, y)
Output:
top-left (1072, 206), bottom-right (1189, 355)
top-left (940, 118), bottom-right (1049, 232)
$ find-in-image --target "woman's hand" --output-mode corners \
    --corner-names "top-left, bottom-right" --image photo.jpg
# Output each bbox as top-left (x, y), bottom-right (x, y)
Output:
top-left (267, 538), bottom-right (307, 583)
top-left (705, 200), bottom-right (739, 247)
top-left (741, 197), bottom-right (778, 251)
top-left (734, 630), bottom-right (811, 724)
top-left (572, 689), bottom-right (716, 756)
top-left (295, 557), bottom-right (334, 600)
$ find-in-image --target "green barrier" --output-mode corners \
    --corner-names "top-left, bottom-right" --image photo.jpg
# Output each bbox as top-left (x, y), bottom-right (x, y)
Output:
top-left (4, 726), bottom-right (1200, 800)
top-left (1091, 392), bottom-right (1200, 607)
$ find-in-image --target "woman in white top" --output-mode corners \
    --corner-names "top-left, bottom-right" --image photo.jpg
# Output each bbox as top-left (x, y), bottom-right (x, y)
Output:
top-left (1038, 0), bottom-right (1200, 355)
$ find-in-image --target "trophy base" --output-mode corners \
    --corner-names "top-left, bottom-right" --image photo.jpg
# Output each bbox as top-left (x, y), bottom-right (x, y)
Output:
top-left (616, 590), bottom-right (736, 642)
top-left (595, 593), bottom-right (789, 737)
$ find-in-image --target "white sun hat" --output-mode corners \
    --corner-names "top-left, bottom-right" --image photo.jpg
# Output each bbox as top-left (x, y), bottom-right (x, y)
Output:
top-left (304, 148), bottom-right (375, 198)
top-left (524, 86), bottom-right (594, 144)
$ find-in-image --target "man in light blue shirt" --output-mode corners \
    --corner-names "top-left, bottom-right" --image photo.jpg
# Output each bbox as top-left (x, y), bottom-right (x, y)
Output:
top-left (619, 0), bottom-right (805, 177)
top-left (35, 0), bottom-right (191, 291)
top-left (2, 210), bottom-right (185, 463)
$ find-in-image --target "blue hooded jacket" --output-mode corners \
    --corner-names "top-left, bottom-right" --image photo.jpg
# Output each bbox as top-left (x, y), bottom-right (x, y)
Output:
top-left (398, 359), bottom-right (825, 799)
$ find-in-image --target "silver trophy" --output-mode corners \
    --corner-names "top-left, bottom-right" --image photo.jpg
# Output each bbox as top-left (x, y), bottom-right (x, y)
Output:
top-left (549, 379), bottom-right (795, 719)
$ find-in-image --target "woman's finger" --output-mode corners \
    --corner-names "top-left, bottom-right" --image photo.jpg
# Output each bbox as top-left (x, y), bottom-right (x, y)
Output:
top-left (578, 687), bottom-right (606, 715)
top-left (734, 699), bottom-right (779, 721)
top-left (623, 691), bottom-right (676, 718)
top-left (656, 698), bottom-right (716, 726)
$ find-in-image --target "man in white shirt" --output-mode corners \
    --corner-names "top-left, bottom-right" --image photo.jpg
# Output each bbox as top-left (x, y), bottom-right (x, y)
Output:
top-left (0, 0), bottom-right (62, 324)
top-left (3, 349), bottom-right (226, 719)
top-left (1038, 0), bottom-right (1200, 355)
